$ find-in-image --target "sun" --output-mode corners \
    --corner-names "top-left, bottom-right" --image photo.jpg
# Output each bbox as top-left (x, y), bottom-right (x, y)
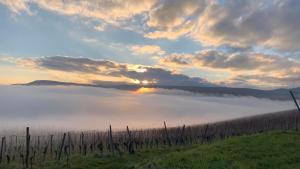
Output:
top-left (132, 79), bottom-right (141, 84)
top-left (141, 80), bottom-right (149, 85)
top-left (131, 78), bottom-right (158, 86)
top-left (131, 79), bottom-right (151, 85)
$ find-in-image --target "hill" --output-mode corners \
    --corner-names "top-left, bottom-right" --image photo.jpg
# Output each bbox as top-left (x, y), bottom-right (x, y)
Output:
top-left (3, 131), bottom-right (299, 169)
top-left (16, 80), bottom-right (300, 100)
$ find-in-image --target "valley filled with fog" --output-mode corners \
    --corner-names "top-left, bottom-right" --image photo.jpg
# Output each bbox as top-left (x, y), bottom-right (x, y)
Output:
top-left (0, 86), bottom-right (295, 131)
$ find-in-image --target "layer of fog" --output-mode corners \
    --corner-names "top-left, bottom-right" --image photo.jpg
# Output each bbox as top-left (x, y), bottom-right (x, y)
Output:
top-left (0, 86), bottom-right (295, 131)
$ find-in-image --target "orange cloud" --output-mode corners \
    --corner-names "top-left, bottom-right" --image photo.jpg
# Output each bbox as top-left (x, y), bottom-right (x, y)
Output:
top-left (34, 0), bottom-right (158, 26)
top-left (130, 45), bottom-right (166, 56)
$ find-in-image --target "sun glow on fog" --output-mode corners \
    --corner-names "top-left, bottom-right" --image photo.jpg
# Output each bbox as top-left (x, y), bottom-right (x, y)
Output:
top-left (134, 87), bottom-right (157, 94)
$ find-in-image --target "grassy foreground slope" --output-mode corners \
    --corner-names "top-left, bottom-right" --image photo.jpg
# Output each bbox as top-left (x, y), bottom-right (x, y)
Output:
top-left (3, 131), bottom-right (300, 169)
top-left (40, 131), bottom-right (300, 169)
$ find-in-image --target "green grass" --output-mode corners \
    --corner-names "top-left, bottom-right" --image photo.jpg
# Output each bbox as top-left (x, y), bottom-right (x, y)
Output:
top-left (1, 131), bottom-right (300, 169)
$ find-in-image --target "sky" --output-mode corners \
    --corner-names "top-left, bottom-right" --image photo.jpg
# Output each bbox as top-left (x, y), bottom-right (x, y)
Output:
top-left (1, 0), bottom-right (300, 88)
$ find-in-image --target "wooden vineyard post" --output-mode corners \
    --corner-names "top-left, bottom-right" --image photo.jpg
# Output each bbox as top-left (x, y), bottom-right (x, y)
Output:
top-left (290, 91), bottom-right (300, 130)
top-left (203, 124), bottom-right (209, 143)
top-left (290, 91), bottom-right (300, 112)
top-left (0, 137), bottom-right (5, 163)
top-left (15, 135), bottom-right (17, 152)
top-left (68, 133), bottom-right (71, 155)
top-left (164, 121), bottom-right (171, 146)
top-left (25, 127), bottom-right (30, 169)
top-left (67, 132), bottom-right (71, 167)
top-left (180, 125), bottom-right (186, 144)
top-left (126, 126), bottom-right (134, 154)
top-left (50, 135), bottom-right (53, 156)
top-left (37, 136), bottom-right (40, 153)
top-left (58, 133), bottom-right (66, 161)
top-left (109, 125), bottom-right (114, 154)
top-left (9, 136), bottom-right (12, 155)
top-left (80, 132), bottom-right (84, 155)
top-left (92, 133), bottom-right (95, 153)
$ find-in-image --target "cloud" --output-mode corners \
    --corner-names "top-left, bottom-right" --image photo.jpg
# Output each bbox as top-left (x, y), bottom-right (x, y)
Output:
top-left (33, 56), bottom-right (125, 74)
top-left (0, 55), bottom-right (37, 68)
top-left (159, 53), bottom-right (192, 67)
top-left (33, 0), bottom-right (158, 26)
top-left (94, 23), bottom-right (107, 31)
top-left (146, 0), bottom-right (300, 51)
top-left (147, 0), bottom-right (205, 29)
top-left (193, 50), bottom-right (275, 71)
top-left (2, 0), bottom-right (300, 88)
top-left (81, 37), bottom-right (99, 44)
top-left (17, 56), bottom-right (210, 86)
top-left (145, 20), bottom-right (196, 40)
top-left (29, 54), bottom-right (300, 88)
top-left (0, 0), bottom-right (158, 28)
top-left (191, 0), bottom-right (300, 51)
top-left (161, 50), bottom-right (299, 73)
top-left (3, 50), bottom-right (299, 88)
top-left (118, 66), bottom-right (209, 86)
top-left (145, 0), bottom-right (206, 40)
top-left (194, 51), bottom-right (300, 77)
top-left (229, 74), bottom-right (300, 89)
top-left (0, 55), bottom-right (17, 63)
top-left (0, 0), bottom-right (32, 15)
top-left (129, 45), bottom-right (166, 56)
top-left (3, 0), bottom-right (300, 51)
top-left (160, 50), bottom-right (300, 88)
top-left (3, 53), bottom-right (300, 88)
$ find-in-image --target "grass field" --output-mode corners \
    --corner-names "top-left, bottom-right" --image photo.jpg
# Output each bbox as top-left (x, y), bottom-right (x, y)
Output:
top-left (2, 130), bottom-right (299, 169)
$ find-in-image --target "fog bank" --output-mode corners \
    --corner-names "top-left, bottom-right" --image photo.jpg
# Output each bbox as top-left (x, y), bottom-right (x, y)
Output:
top-left (0, 86), bottom-right (295, 130)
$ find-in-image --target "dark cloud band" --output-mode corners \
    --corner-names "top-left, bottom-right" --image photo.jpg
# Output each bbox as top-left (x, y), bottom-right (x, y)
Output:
top-left (31, 56), bottom-right (211, 86)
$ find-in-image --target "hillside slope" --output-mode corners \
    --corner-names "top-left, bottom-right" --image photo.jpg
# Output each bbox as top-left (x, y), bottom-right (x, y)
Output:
top-left (3, 131), bottom-right (298, 169)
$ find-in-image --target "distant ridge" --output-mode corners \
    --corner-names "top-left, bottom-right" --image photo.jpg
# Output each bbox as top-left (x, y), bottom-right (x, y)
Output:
top-left (24, 80), bottom-right (91, 86)
top-left (15, 80), bottom-right (300, 100)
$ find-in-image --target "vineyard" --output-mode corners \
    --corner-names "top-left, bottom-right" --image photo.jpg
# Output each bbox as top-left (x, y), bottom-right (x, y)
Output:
top-left (0, 109), bottom-right (299, 169)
